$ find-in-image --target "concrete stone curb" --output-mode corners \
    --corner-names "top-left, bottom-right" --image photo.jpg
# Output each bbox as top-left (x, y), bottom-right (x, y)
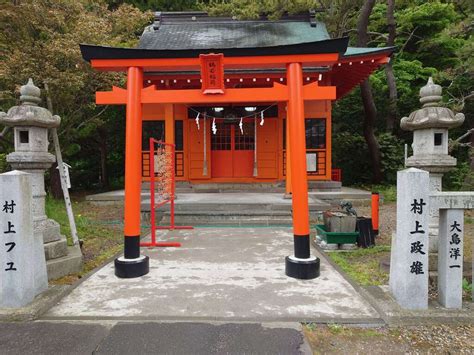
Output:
top-left (361, 285), bottom-right (474, 326)
top-left (0, 285), bottom-right (70, 322)
top-left (39, 314), bottom-right (387, 325)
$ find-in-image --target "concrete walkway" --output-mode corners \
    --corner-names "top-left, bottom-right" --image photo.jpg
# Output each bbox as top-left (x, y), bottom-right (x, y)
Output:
top-left (45, 228), bottom-right (380, 323)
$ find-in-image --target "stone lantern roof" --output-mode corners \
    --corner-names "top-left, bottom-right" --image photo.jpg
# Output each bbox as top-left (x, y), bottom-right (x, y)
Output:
top-left (400, 77), bottom-right (464, 131)
top-left (0, 79), bottom-right (60, 128)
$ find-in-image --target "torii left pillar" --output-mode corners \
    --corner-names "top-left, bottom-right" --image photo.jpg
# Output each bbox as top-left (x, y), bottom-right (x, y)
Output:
top-left (115, 67), bottom-right (150, 278)
top-left (285, 63), bottom-right (319, 279)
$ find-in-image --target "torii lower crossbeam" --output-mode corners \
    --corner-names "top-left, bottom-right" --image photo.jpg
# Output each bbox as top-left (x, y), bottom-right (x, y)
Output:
top-left (96, 82), bottom-right (336, 105)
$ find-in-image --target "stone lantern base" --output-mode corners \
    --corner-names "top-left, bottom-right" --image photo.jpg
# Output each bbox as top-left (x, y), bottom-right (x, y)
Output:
top-left (8, 156), bottom-right (83, 280)
top-left (40, 218), bottom-right (83, 280)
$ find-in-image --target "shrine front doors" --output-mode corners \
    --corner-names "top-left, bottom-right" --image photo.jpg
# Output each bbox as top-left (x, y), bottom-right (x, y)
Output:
top-left (211, 120), bottom-right (255, 178)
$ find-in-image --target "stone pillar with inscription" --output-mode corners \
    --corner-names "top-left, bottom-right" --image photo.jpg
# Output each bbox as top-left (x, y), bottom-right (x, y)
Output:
top-left (400, 77), bottom-right (464, 254)
top-left (0, 79), bottom-right (82, 280)
top-left (431, 192), bottom-right (473, 308)
top-left (389, 168), bottom-right (430, 310)
top-left (438, 208), bottom-right (464, 308)
top-left (1, 171), bottom-right (48, 308)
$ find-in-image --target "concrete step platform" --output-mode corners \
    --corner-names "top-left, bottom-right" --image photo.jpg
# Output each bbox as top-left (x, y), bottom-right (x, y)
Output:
top-left (44, 238), bottom-right (68, 260)
top-left (140, 193), bottom-right (329, 226)
top-left (159, 213), bottom-right (294, 226)
top-left (86, 188), bottom-right (370, 208)
top-left (142, 201), bottom-right (330, 213)
top-left (142, 181), bottom-right (342, 193)
top-left (141, 193), bottom-right (330, 211)
top-left (143, 209), bottom-right (324, 227)
top-left (46, 245), bottom-right (83, 281)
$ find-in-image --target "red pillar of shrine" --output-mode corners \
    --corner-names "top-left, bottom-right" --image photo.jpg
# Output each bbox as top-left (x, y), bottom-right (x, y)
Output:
top-left (285, 62), bottom-right (319, 279)
top-left (115, 66), bottom-right (150, 278)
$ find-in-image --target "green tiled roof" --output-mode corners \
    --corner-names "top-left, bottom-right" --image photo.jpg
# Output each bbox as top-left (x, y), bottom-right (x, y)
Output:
top-left (343, 46), bottom-right (394, 58)
top-left (139, 20), bottom-right (331, 50)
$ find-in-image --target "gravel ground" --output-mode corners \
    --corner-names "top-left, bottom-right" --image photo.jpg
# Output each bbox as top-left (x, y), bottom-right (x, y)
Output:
top-left (357, 202), bottom-right (396, 246)
top-left (305, 324), bottom-right (474, 354)
top-left (397, 324), bottom-right (474, 354)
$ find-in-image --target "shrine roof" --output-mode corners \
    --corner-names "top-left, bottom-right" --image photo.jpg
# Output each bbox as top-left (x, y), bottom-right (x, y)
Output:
top-left (80, 11), bottom-right (394, 100)
top-left (80, 11), bottom-right (393, 61)
top-left (138, 12), bottom-right (332, 50)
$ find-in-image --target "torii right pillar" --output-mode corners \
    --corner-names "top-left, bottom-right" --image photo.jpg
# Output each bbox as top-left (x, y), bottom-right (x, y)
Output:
top-left (285, 62), bottom-right (320, 279)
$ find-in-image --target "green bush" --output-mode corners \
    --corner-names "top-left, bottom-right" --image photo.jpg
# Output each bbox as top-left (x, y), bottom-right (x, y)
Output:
top-left (332, 132), bottom-right (371, 185)
top-left (443, 161), bottom-right (472, 191)
top-left (378, 133), bottom-right (405, 184)
top-left (0, 153), bottom-right (8, 173)
top-left (333, 132), bottom-right (405, 185)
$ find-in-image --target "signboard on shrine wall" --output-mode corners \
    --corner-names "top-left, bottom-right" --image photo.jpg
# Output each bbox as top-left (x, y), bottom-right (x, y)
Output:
top-left (200, 53), bottom-right (225, 94)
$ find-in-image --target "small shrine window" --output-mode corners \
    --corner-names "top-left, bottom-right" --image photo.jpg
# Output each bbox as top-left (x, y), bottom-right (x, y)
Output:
top-left (305, 119), bottom-right (326, 149)
top-left (234, 121), bottom-right (255, 150)
top-left (434, 133), bottom-right (443, 146)
top-left (283, 118), bottom-right (326, 149)
top-left (211, 122), bottom-right (231, 151)
top-left (175, 120), bottom-right (184, 151)
top-left (19, 130), bottom-right (29, 144)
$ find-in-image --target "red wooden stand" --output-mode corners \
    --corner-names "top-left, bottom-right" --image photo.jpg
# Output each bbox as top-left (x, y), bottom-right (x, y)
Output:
top-left (142, 138), bottom-right (193, 248)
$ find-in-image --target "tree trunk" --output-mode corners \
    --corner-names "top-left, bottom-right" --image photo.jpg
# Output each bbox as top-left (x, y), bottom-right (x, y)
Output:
top-left (98, 128), bottom-right (109, 189)
top-left (462, 132), bottom-right (474, 190)
top-left (43, 82), bottom-right (62, 198)
top-left (357, 0), bottom-right (382, 183)
top-left (360, 80), bottom-right (383, 183)
top-left (49, 162), bottom-right (63, 199)
top-left (385, 0), bottom-right (398, 132)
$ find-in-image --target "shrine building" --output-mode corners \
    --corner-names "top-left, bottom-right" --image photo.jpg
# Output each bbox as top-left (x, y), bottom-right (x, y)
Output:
top-left (81, 11), bottom-right (393, 277)
top-left (81, 11), bottom-right (393, 187)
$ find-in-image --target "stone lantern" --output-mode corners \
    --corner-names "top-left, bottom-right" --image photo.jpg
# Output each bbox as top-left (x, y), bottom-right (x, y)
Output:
top-left (0, 79), bottom-right (82, 280)
top-left (401, 77), bottom-right (465, 253)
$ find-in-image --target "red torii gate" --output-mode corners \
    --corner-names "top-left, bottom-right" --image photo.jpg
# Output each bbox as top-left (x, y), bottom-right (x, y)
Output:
top-left (82, 44), bottom-right (390, 279)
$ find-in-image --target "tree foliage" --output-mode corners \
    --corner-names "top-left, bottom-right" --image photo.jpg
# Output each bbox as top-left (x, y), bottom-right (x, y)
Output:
top-left (0, 0), bottom-right (152, 188)
top-left (1, 0), bottom-right (472, 188)
top-left (108, 0), bottom-right (200, 11)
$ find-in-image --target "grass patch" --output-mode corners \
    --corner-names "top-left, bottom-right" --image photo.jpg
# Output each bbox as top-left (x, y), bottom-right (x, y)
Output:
top-left (45, 195), bottom-right (73, 245)
top-left (463, 278), bottom-right (472, 292)
top-left (327, 323), bottom-right (344, 335)
top-left (45, 195), bottom-right (123, 283)
top-left (311, 324), bottom-right (384, 337)
top-left (329, 245), bottom-right (390, 256)
top-left (327, 246), bottom-right (390, 286)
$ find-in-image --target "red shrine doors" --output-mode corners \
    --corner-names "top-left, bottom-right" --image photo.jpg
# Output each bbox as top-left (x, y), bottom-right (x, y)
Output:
top-left (211, 120), bottom-right (255, 178)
